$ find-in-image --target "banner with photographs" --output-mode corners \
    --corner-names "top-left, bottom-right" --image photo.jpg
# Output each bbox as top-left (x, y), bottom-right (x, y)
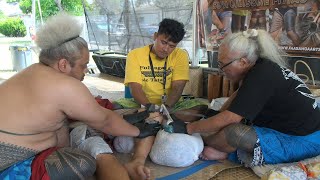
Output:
top-left (199, 0), bottom-right (320, 57)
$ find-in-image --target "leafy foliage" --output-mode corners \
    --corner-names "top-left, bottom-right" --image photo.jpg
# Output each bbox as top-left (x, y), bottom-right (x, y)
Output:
top-left (19, 0), bottom-right (31, 14)
top-left (62, 0), bottom-right (85, 16)
top-left (19, 0), bottom-right (85, 20)
top-left (0, 17), bottom-right (26, 37)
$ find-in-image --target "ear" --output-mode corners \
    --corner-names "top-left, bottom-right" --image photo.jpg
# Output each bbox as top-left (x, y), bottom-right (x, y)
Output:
top-left (153, 32), bottom-right (158, 41)
top-left (239, 57), bottom-right (251, 69)
top-left (57, 59), bottom-right (71, 73)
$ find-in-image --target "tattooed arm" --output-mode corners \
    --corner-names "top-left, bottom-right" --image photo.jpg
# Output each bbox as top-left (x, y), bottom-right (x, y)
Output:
top-left (187, 109), bottom-right (257, 156)
top-left (186, 110), bottom-right (243, 134)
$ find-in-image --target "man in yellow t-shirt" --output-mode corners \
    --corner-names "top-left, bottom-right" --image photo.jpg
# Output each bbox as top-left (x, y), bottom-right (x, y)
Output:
top-left (124, 42), bottom-right (189, 105)
top-left (124, 20), bottom-right (189, 107)
top-left (123, 18), bottom-right (190, 179)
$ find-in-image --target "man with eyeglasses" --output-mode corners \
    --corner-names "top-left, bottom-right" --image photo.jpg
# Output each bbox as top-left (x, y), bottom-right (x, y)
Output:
top-left (217, 57), bottom-right (242, 71)
top-left (168, 29), bottom-right (320, 167)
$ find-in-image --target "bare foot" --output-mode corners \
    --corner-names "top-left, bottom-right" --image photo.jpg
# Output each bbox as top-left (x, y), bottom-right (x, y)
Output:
top-left (124, 160), bottom-right (151, 180)
top-left (199, 146), bottom-right (228, 160)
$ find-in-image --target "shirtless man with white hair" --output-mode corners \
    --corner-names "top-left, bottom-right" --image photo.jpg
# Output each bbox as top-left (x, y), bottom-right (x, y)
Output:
top-left (0, 13), bottom-right (160, 180)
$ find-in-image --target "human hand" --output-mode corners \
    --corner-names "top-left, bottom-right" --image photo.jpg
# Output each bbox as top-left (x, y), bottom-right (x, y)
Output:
top-left (169, 120), bottom-right (188, 134)
top-left (145, 103), bottom-right (160, 112)
top-left (135, 122), bottom-right (161, 138)
top-left (164, 104), bottom-right (175, 114)
top-left (70, 125), bottom-right (113, 159)
top-left (123, 110), bottom-right (149, 124)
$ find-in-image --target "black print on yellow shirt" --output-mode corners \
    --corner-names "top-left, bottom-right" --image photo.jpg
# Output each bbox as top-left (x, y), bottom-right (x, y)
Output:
top-left (141, 66), bottom-right (172, 83)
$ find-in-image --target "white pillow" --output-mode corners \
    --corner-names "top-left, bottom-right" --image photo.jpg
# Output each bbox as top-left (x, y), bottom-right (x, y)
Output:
top-left (149, 130), bottom-right (204, 167)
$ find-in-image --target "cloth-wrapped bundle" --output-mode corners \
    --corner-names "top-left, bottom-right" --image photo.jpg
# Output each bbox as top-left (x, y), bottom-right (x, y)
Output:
top-left (149, 130), bottom-right (204, 167)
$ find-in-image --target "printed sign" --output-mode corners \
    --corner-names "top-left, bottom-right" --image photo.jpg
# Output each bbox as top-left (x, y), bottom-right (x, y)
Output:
top-left (199, 0), bottom-right (320, 57)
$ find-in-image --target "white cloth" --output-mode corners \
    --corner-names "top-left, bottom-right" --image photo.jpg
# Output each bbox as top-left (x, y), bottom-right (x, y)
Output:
top-left (150, 130), bottom-right (204, 167)
top-left (70, 125), bottom-right (113, 159)
top-left (210, 97), bottom-right (228, 111)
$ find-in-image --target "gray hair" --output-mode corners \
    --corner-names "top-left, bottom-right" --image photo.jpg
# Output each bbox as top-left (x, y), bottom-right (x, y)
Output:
top-left (221, 29), bottom-right (288, 67)
top-left (35, 12), bottom-right (88, 66)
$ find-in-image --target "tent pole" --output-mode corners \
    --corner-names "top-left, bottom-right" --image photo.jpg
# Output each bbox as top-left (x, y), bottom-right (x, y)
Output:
top-left (191, 0), bottom-right (200, 67)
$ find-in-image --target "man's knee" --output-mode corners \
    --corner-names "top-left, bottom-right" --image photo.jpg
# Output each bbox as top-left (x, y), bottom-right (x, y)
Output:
top-left (45, 147), bottom-right (96, 180)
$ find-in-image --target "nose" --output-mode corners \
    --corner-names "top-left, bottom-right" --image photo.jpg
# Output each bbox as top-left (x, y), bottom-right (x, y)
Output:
top-left (163, 44), bottom-right (169, 52)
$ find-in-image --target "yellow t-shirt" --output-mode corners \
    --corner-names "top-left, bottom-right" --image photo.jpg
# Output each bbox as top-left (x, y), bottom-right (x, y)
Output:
top-left (232, 10), bottom-right (249, 16)
top-left (124, 45), bottom-right (189, 105)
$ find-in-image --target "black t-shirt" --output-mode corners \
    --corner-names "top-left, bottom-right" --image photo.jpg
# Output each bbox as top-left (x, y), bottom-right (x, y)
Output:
top-left (228, 58), bottom-right (320, 136)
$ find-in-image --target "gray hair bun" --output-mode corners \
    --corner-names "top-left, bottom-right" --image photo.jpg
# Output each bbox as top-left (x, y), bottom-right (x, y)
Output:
top-left (243, 29), bottom-right (259, 38)
top-left (35, 12), bottom-right (83, 50)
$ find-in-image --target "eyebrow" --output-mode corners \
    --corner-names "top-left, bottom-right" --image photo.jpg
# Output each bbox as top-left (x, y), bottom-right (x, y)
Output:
top-left (161, 39), bottom-right (176, 45)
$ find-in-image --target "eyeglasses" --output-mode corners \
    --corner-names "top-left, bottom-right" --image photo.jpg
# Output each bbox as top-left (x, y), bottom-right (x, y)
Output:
top-left (217, 58), bottom-right (241, 71)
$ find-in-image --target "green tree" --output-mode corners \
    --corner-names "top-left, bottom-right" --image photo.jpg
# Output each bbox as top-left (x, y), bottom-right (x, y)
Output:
top-left (19, 0), bottom-right (85, 19)
top-left (0, 17), bottom-right (26, 37)
top-left (19, 0), bottom-right (31, 14)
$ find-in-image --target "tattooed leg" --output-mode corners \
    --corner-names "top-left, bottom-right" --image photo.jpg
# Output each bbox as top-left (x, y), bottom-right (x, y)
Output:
top-left (0, 141), bottom-right (38, 171)
top-left (224, 123), bottom-right (257, 151)
top-left (224, 123), bottom-right (261, 166)
top-left (237, 138), bottom-right (264, 167)
top-left (45, 147), bottom-right (96, 180)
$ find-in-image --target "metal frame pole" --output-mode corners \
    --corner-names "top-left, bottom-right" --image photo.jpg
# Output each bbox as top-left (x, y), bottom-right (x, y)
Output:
top-left (191, 0), bottom-right (200, 67)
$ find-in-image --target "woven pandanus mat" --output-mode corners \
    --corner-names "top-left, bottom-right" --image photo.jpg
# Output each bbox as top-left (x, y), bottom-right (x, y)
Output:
top-left (210, 166), bottom-right (259, 180)
top-left (183, 161), bottom-right (259, 180)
